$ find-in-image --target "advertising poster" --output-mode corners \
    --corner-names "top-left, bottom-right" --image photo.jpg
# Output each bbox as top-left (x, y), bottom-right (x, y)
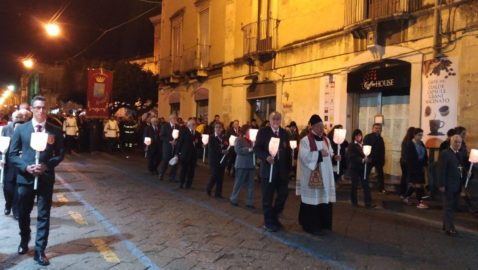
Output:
top-left (421, 57), bottom-right (458, 145)
top-left (319, 75), bottom-right (337, 131)
top-left (86, 68), bottom-right (113, 118)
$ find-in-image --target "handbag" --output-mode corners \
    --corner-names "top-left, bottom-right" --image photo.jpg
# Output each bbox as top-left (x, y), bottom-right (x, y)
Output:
top-left (308, 166), bottom-right (323, 188)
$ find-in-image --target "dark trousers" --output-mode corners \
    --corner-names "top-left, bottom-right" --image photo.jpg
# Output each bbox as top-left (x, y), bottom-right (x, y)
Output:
top-left (261, 176), bottom-right (289, 227)
top-left (366, 164), bottom-right (384, 191)
top-left (105, 138), bottom-right (119, 152)
top-left (227, 152), bottom-right (236, 176)
top-left (64, 135), bottom-right (77, 154)
top-left (399, 161), bottom-right (408, 196)
top-left (443, 190), bottom-right (460, 231)
top-left (159, 147), bottom-right (177, 181)
top-left (207, 166), bottom-right (225, 196)
top-left (147, 151), bottom-right (161, 173)
top-left (350, 170), bottom-right (372, 206)
top-left (179, 160), bottom-right (196, 188)
top-left (17, 182), bottom-right (54, 252)
top-left (3, 180), bottom-right (18, 215)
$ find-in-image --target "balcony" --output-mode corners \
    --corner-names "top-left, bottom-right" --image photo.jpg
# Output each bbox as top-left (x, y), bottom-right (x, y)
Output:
top-left (182, 43), bottom-right (210, 73)
top-left (241, 18), bottom-right (280, 62)
top-left (345, 0), bottom-right (423, 27)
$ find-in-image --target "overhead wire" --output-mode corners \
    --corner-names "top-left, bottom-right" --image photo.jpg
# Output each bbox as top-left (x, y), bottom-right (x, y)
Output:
top-left (69, 5), bottom-right (160, 60)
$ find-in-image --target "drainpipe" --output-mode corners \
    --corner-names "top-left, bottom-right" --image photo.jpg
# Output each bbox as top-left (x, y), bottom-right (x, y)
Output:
top-left (433, 0), bottom-right (443, 58)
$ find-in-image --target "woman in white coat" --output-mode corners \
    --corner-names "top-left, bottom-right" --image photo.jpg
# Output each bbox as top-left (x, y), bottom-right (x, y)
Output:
top-left (296, 114), bottom-right (336, 235)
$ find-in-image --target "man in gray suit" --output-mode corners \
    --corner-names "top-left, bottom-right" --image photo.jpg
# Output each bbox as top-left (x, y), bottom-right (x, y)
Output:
top-left (438, 134), bottom-right (464, 237)
top-left (9, 96), bottom-right (65, 265)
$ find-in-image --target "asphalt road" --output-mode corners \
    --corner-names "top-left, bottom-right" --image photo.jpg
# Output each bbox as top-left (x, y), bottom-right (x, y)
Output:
top-left (1, 151), bottom-right (477, 270)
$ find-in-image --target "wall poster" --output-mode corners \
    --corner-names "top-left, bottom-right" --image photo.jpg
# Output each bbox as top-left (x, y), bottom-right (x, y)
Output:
top-left (421, 57), bottom-right (458, 145)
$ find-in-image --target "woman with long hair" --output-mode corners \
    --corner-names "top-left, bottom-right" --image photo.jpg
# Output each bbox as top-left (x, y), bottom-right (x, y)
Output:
top-left (399, 127), bottom-right (415, 198)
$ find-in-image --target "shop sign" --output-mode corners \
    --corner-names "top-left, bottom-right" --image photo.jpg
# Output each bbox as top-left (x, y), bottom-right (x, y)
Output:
top-left (421, 57), bottom-right (458, 144)
top-left (347, 61), bottom-right (411, 95)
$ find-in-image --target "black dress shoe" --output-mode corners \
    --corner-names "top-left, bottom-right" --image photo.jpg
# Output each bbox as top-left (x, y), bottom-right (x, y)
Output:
top-left (446, 229), bottom-right (458, 237)
top-left (34, 251), bottom-right (50, 266)
top-left (18, 245), bottom-right (29, 255)
top-left (263, 224), bottom-right (279, 232)
top-left (215, 194), bottom-right (223, 199)
top-left (4, 208), bottom-right (11, 215)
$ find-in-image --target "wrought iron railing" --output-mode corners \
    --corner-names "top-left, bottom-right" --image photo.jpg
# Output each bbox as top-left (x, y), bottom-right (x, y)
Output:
top-left (241, 18), bottom-right (279, 56)
top-left (182, 43), bottom-right (210, 71)
top-left (345, 0), bottom-right (423, 26)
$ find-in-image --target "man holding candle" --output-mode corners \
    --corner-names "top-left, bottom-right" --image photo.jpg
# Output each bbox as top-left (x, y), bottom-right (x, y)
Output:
top-left (254, 112), bottom-right (292, 232)
top-left (9, 96), bottom-right (65, 266)
top-left (175, 119), bottom-right (202, 189)
top-left (438, 134), bottom-right (464, 236)
top-left (364, 123), bottom-right (386, 193)
top-left (159, 113), bottom-right (179, 182)
top-left (143, 117), bottom-right (162, 175)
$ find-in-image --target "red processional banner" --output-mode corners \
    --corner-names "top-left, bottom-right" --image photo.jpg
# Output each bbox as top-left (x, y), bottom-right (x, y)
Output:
top-left (86, 68), bottom-right (113, 118)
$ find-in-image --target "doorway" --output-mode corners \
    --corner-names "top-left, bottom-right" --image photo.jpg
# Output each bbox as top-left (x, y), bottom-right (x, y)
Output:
top-left (355, 93), bottom-right (410, 177)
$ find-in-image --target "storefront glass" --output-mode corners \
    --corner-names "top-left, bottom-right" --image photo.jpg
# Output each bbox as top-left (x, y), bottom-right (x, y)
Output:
top-left (250, 97), bottom-right (276, 125)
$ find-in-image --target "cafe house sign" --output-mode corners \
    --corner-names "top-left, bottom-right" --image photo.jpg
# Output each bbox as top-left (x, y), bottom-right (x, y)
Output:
top-left (347, 60), bottom-right (411, 95)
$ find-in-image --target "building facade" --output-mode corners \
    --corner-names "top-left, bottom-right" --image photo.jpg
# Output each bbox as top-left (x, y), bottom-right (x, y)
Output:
top-left (153, 0), bottom-right (478, 177)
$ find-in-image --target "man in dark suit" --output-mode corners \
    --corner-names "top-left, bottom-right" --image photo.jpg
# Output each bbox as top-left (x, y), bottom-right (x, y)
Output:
top-left (253, 112), bottom-right (292, 232)
top-left (2, 109), bottom-right (28, 219)
top-left (363, 123), bottom-right (386, 193)
top-left (206, 122), bottom-right (228, 197)
top-left (175, 119), bottom-right (202, 189)
top-left (226, 120), bottom-right (240, 177)
top-left (9, 96), bottom-right (65, 266)
top-left (159, 113), bottom-right (178, 181)
top-left (438, 135), bottom-right (464, 236)
top-left (143, 117), bottom-right (161, 175)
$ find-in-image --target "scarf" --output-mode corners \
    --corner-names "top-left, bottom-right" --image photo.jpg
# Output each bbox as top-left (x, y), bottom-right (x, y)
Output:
top-left (307, 132), bottom-right (324, 163)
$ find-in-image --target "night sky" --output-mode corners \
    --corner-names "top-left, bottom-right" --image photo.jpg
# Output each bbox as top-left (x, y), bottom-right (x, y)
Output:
top-left (0, 0), bottom-right (160, 85)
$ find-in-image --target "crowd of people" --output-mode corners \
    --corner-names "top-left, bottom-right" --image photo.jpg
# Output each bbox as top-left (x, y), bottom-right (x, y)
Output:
top-left (1, 100), bottom-right (475, 266)
top-left (137, 111), bottom-right (474, 237)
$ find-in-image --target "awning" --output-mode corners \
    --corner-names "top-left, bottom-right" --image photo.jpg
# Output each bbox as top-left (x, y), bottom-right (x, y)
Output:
top-left (169, 91), bottom-right (180, 104)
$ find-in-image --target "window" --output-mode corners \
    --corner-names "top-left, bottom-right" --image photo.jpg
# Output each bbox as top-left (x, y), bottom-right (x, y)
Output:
top-left (170, 103), bottom-right (180, 116)
top-left (198, 8), bottom-right (210, 68)
top-left (196, 99), bottom-right (208, 121)
top-left (250, 97), bottom-right (276, 125)
top-left (171, 15), bottom-right (183, 72)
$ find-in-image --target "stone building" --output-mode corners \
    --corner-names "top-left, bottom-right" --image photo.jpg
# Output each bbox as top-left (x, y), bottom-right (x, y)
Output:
top-left (152, 0), bottom-right (478, 178)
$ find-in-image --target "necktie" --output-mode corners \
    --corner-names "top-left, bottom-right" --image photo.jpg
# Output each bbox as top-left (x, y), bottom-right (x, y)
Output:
top-left (274, 130), bottom-right (279, 137)
top-left (36, 125), bottom-right (42, 132)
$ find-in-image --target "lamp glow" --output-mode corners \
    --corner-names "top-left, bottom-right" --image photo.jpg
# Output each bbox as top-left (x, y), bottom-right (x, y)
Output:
top-left (0, 136), bottom-right (11, 185)
top-left (268, 137), bottom-right (281, 182)
top-left (363, 145), bottom-right (372, 179)
top-left (23, 58), bottom-right (34, 69)
top-left (45, 23), bottom-right (61, 37)
top-left (30, 132), bottom-right (48, 190)
top-left (333, 129), bottom-right (347, 175)
top-left (465, 149), bottom-right (478, 188)
top-left (201, 134), bottom-right (209, 163)
top-left (172, 129), bottom-right (179, 140)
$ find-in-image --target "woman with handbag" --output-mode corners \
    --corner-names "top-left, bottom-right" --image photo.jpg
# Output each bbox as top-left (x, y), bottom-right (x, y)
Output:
top-left (296, 114), bottom-right (336, 235)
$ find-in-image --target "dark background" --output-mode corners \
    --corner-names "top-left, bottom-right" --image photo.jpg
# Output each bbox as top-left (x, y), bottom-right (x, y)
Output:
top-left (0, 0), bottom-right (160, 84)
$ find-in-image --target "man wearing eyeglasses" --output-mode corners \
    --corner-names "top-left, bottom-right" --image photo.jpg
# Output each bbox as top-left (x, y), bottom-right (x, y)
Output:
top-left (8, 96), bottom-right (65, 266)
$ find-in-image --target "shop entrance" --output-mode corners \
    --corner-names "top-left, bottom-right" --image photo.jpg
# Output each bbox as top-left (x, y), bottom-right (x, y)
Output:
top-left (347, 59), bottom-right (411, 177)
top-left (355, 93), bottom-right (410, 176)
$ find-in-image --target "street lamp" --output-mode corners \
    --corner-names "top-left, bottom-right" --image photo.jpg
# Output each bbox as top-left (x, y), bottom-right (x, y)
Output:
top-left (44, 22), bottom-right (61, 37)
top-left (7, 85), bottom-right (15, 91)
top-left (22, 58), bottom-right (34, 69)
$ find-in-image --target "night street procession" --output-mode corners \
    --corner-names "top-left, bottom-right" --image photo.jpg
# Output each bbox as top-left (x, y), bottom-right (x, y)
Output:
top-left (1, 0), bottom-right (478, 269)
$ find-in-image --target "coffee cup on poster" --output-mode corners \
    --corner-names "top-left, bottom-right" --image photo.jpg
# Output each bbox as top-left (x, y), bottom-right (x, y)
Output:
top-left (439, 105), bottom-right (449, 116)
top-left (429, 119), bottom-right (445, 135)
